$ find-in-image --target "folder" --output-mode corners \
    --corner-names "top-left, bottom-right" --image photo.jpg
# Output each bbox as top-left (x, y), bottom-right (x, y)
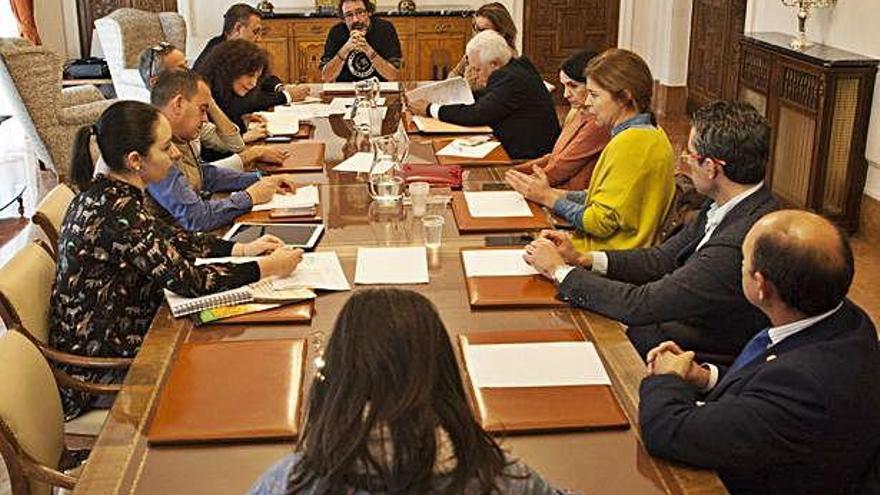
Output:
top-left (431, 138), bottom-right (513, 167)
top-left (460, 248), bottom-right (564, 308)
top-left (404, 113), bottom-right (493, 134)
top-left (451, 191), bottom-right (551, 232)
top-left (196, 300), bottom-right (314, 325)
top-left (146, 339), bottom-right (306, 445)
top-left (259, 141), bottom-right (325, 173)
top-left (459, 329), bottom-right (629, 433)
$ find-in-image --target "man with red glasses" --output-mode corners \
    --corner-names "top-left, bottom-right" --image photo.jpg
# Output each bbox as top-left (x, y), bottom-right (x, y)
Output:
top-left (320, 0), bottom-right (402, 82)
top-left (524, 100), bottom-right (779, 362)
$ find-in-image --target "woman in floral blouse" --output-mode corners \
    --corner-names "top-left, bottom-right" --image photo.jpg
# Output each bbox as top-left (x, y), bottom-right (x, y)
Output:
top-left (50, 101), bottom-right (302, 419)
top-left (247, 289), bottom-right (574, 495)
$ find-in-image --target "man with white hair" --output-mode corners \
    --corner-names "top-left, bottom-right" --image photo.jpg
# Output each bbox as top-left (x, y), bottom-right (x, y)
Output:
top-left (407, 30), bottom-right (560, 159)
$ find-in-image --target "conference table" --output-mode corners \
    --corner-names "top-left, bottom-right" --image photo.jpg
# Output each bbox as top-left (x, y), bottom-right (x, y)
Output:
top-left (72, 86), bottom-right (727, 495)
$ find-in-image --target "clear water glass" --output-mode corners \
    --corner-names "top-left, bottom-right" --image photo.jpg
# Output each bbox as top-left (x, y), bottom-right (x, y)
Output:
top-left (422, 214), bottom-right (445, 248)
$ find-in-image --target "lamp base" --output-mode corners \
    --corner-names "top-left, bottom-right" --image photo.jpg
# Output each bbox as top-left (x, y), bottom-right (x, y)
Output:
top-left (789, 33), bottom-right (813, 50)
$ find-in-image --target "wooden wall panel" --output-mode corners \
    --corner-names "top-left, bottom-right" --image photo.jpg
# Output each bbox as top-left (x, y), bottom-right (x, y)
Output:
top-left (687, 0), bottom-right (747, 112)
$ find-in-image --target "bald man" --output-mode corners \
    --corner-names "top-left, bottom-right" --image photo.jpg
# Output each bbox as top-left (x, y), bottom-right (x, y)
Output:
top-left (638, 210), bottom-right (880, 494)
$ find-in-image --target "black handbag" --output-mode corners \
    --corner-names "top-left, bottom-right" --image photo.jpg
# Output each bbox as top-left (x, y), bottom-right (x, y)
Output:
top-left (63, 57), bottom-right (110, 79)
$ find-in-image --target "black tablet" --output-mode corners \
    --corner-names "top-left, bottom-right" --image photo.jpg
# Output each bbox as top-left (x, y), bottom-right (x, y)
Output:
top-left (223, 223), bottom-right (324, 249)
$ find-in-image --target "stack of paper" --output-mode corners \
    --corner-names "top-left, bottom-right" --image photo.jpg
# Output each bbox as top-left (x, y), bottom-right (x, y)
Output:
top-left (407, 77), bottom-right (475, 106)
top-left (255, 112), bottom-right (300, 135)
top-left (332, 152), bottom-right (394, 174)
top-left (411, 115), bottom-right (493, 134)
top-left (463, 341), bottom-right (612, 388)
top-left (435, 139), bottom-right (501, 159)
top-left (463, 191), bottom-right (533, 218)
top-left (273, 251), bottom-right (351, 291)
top-left (329, 97), bottom-right (386, 111)
top-left (462, 249), bottom-right (538, 277)
top-left (355, 247), bottom-right (429, 284)
top-left (251, 185), bottom-right (320, 212)
top-left (274, 104), bottom-right (340, 119)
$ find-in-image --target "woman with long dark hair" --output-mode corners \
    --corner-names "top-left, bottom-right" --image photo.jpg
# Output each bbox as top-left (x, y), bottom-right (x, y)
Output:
top-left (51, 101), bottom-right (302, 419)
top-left (198, 39), bottom-right (309, 133)
top-left (247, 289), bottom-right (570, 495)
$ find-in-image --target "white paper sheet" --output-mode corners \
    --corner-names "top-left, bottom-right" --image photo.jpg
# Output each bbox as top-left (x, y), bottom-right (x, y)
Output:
top-left (251, 185), bottom-right (320, 211)
top-left (323, 81), bottom-right (399, 92)
top-left (194, 256), bottom-right (261, 266)
top-left (411, 115), bottom-right (493, 134)
top-left (331, 152), bottom-right (394, 174)
top-left (355, 246), bottom-right (429, 284)
top-left (407, 77), bottom-right (475, 106)
top-left (255, 111), bottom-right (300, 135)
top-left (290, 96), bottom-right (322, 105)
top-left (463, 191), bottom-right (533, 218)
top-left (345, 106), bottom-right (388, 122)
top-left (274, 103), bottom-right (340, 119)
top-left (461, 249), bottom-right (538, 277)
top-left (464, 341), bottom-right (612, 388)
top-left (272, 251), bottom-right (351, 291)
top-left (435, 139), bottom-right (501, 159)
top-left (329, 97), bottom-right (386, 110)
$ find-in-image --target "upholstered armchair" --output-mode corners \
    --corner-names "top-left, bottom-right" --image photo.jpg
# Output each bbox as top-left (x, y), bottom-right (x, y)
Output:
top-left (0, 38), bottom-right (114, 181)
top-left (94, 8), bottom-right (186, 102)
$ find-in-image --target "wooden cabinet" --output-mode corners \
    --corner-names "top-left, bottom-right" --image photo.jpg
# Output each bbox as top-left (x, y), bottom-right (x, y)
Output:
top-left (687, 0), bottom-right (747, 112)
top-left (261, 15), bottom-right (470, 83)
top-left (738, 33), bottom-right (878, 232)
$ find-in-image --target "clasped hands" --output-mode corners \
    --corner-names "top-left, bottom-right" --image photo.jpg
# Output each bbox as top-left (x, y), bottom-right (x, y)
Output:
top-left (521, 229), bottom-right (588, 278)
top-left (342, 30), bottom-right (374, 59)
top-left (646, 341), bottom-right (711, 389)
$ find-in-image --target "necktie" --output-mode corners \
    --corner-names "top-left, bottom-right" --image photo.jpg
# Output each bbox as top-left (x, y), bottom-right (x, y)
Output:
top-left (726, 328), bottom-right (771, 376)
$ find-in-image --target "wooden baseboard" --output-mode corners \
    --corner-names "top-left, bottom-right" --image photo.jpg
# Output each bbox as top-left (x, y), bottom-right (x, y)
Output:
top-left (860, 194), bottom-right (880, 244)
top-left (653, 82), bottom-right (688, 118)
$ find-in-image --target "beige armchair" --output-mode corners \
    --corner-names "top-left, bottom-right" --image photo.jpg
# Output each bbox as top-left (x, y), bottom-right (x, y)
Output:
top-left (0, 38), bottom-right (114, 181)
top-left (32, 183), bottom-right (76, 257)
top-left (94, 8), bottom-right (186, 102)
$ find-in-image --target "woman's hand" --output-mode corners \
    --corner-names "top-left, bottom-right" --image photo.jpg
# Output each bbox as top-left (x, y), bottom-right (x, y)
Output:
top-left (504, 165), bottom-right (564, 208)
top-left (257, 247), bottom-right (303, 278)
top-left (235, 234), bottom-right (285, 257)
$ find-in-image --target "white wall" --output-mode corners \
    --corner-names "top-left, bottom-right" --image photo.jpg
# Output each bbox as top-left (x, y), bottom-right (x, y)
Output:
top-left (619, 0), bottom-right (691, 87)
top-left (745, 0), bottom-right (880, 199)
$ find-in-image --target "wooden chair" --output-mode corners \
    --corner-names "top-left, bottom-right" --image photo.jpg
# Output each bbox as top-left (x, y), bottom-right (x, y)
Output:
top-left (0, 330), bottom-right (94, 495)
top-left (0, 241), bottom-right (131, 437)
top-left (31, 183), bottom-right (76, 257)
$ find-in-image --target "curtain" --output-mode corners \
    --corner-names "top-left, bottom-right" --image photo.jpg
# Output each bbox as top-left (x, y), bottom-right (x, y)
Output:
top-left (9, 0), bottom-right (40, 44)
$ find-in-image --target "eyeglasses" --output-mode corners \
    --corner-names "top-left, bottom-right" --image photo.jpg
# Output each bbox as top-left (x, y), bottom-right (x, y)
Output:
top-left (148, 42), bottom-right (173, 81)
top-left (679, 149), bottom-right (726, 168)
top-left (342, 7), bottom-right (368, 20)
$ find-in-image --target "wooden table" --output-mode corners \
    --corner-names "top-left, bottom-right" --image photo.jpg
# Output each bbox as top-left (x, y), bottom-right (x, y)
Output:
top-left (72, 86), bottom-right (727, 495)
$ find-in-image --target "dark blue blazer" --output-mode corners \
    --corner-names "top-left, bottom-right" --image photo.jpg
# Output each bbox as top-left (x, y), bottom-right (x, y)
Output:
top-left (639, 301), bottom-right (880, 495)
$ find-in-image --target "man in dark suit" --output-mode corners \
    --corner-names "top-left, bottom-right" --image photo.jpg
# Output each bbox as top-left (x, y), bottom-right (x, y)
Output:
top-left (639, 209), bottom-right (880, 495)
top-left (524, 100), bottom-right (778, 360)
top-left (192, 4), bottom-right (308, 110)
top-left (406, 30), bottom-right (560, 160)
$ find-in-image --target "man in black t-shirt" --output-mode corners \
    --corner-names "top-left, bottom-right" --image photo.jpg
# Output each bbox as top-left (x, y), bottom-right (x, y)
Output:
top-left (320, 0), bottom-right (402, 82)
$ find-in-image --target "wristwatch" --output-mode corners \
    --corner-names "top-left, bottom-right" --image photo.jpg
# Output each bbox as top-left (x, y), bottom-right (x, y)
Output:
top-left (552, 264), bottom-right (575, 284)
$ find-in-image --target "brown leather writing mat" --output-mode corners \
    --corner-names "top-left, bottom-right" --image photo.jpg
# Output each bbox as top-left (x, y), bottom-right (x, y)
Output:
top-left (460, 249), bottom-right (564, 307)
top-left (259, 141), bottom-right (325, 173)
top-left (459, 329), bottom-right (629, 434)
top-left (451, 191), bottom-right (551, 232)
top-left (431, 138), bottom-right (513, 167)
top-left (147, 339), bottom-right (305, 445)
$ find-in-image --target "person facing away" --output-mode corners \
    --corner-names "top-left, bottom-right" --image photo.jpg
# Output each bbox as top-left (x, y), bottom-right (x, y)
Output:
top-left (507, 48), bottom-right (675, 251)
top-left (137, 43), bottom-right (251, 165)
top-left (448, 2), bottom-right (518, 85)
top-left (639, 209), bottom-right (880, 495)
top-left (145, 69), bottom-right (299, 232)
top-left (198, 39), bottom-right (308, 135)
top-left (320, 0), bottom-right (402, 82)
top-left (522, 100), bottom-right (779, 362)
top-left (406, 30), bottom-right (560, 160)
top-left (50, 101), bottom-right (302, 419)
top-left (192, 3), bottom-right (309, 109)
top-left (246, 288), bottom-right (574, 495)
top-left (510, 49), bottom-right (610, 191)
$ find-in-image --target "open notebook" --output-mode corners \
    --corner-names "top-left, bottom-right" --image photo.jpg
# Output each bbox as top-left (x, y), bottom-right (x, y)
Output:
top-left (164, 279), bottom-right (314, 318)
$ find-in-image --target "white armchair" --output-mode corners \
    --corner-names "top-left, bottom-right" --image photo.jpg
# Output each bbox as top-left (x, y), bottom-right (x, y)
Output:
top-left (0, 38), bottom-right (114, 181)
top-left (94, 8), bottom-right (186, 102)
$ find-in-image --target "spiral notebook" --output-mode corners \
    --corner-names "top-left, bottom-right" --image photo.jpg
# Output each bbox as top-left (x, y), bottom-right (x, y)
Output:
top-left (164, 279), bottom-right (312, 318)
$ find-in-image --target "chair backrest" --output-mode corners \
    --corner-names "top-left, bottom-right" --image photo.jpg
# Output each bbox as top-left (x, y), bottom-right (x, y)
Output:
top-left (32, 183), bottom-right (76, 252)
top-left (0, 242), bottom-right (55, 343)
top-left (0, 38), bottom-right (60, 167)
top-left (0, 331), bottom-right (65, 495)
top-left (94, 8), bottom-right (187, 101)
top-left (656, 173), bottom-right (706, 244)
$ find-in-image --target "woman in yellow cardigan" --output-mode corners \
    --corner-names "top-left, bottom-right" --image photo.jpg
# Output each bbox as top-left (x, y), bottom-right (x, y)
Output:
top-left (506, 48), bottom-right (675, 252)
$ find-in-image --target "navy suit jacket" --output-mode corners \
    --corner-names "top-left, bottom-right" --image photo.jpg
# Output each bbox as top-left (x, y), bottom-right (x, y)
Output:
top-left (558, 185), bottom-right (779, 356)
top-left (639, 301), bottom-right (880, 495)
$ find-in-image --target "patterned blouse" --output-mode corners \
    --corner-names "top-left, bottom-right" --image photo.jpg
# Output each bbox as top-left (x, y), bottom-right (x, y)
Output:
top-left (246, 453), bottom-right (575, 495)
top-left (49, 175), bottom-right (260, 419)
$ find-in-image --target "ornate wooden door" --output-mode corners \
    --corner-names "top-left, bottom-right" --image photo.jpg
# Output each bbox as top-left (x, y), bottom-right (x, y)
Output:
top-left (76, 0), bottom-right (178, 57)
top-left (686, 0), bottom-right (747, 112)
top-left (523, 0), bottom-right (619, 86)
